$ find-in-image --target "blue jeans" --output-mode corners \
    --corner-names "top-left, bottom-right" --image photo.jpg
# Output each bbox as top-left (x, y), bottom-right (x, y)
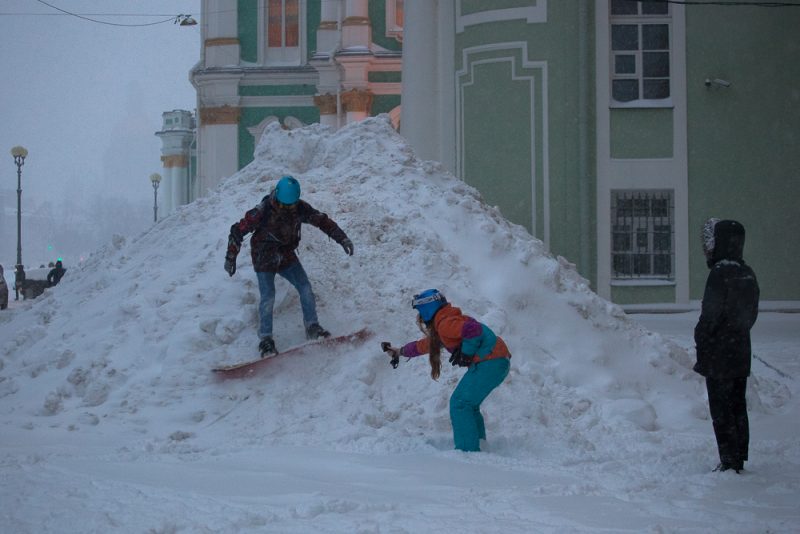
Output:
top-left (449, 357), bottom-right (510, 452)
top-left (255, 261), bottom-right (319, 339)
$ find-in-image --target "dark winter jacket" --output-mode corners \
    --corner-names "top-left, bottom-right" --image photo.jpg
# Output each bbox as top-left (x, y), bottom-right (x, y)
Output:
top-left (227, 193), bottom-right (349, 272)
top-left (693, 219), bottom-right (759, 379)
top-left (47, 262), bottom-right (66, 286)
top-left (0, 265), bottom-right (8, 310)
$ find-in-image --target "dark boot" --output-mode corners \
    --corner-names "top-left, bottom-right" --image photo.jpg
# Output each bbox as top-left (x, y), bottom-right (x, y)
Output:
top-left (713, 462), bottom-right (742, 474)
top-left (306, 323), bottom-right (331, 340)
top-left (259, 336), bottom-right (277, 358)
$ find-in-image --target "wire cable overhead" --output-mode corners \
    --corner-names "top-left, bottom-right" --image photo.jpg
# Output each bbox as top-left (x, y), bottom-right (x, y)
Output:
top-left (32, 0), bottom-right (197, 27)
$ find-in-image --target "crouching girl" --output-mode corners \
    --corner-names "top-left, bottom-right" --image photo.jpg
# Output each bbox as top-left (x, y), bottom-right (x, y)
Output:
top-left (388, 289), bottom-right (511, 452)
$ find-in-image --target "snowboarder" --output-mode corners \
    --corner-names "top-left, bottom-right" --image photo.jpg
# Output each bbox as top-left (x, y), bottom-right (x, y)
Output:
top-left (47, 260), bottom-right (66, 286)
top-left (383, 289), bottom-right (511, 452)
top-left (224, 175), bottom-right (354, 357)
top-left (694, 218), bottom-right (759, 474)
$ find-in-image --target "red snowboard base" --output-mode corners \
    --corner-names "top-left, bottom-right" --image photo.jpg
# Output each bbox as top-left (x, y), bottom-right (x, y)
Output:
top-left (212, 328), bottom-right (371, 379)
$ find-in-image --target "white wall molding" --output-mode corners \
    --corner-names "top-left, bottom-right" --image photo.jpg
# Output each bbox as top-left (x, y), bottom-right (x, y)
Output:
top-left (455, 42), bottom-right (549, 246)
top-left (456, 0), bottom-right (547, 33)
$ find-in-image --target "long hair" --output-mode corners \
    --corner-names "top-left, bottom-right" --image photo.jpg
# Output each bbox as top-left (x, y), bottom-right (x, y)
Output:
top-left (418, 315), bottom-right (442, 380)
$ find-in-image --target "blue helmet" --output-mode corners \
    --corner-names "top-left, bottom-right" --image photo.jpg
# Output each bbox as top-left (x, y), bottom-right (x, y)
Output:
top-left (412, 289), bottom-right (447, 322)
top-left (275, 175), bottom-right (301, 205)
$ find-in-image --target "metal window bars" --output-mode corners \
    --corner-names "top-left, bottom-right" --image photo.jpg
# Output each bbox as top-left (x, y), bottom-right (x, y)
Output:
top-left (611, 190), bottom-right (674, 279)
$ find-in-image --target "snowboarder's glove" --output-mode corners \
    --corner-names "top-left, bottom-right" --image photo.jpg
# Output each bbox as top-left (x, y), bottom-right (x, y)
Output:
top-left (448, 347), bottom-right (473, 367)
top-left (224, 256), bottom-right (236, 277)
top-left (229, 224), bottom-right (244, 247)
top-left (340, 238), bottom-right (354, 256)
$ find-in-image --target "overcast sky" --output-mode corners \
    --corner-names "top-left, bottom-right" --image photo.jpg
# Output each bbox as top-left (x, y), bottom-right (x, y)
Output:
top-left (0, 0), bottom-right (199, 210)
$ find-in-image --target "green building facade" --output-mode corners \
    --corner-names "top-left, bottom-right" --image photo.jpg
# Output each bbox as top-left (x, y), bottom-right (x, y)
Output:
top-left (400, 0), bottom-right (800, 307)
top-left (193, 1), bottom-right (800, 307)
top-left (191, 0), bottom-right (403, 195)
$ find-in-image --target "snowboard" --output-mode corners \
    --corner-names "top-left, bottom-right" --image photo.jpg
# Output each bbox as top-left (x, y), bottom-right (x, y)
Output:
top-left (212, 327), bottom-right (371, 380)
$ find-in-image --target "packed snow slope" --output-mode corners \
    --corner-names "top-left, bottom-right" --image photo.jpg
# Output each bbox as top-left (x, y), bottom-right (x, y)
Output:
top-left (1, 117), bottom-right (796, 532)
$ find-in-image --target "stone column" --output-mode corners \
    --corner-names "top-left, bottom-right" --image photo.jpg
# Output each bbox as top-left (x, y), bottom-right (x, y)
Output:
top-left (162, 155), bottom-right (190, 209)
top-left (204, 0), bottom-right (239, 68)
top-left (401, 0), bottom-right (448, 166)
top-left (317, 0), bottom-right (341, 55)
top-left (156, 110), bottom-right (195, 214)
top-left (198, 104), bottom-right (240, 194)
top-left (342, 0), bottom-right (370, 49)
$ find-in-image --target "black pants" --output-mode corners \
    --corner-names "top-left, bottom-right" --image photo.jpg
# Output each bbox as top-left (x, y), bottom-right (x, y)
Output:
top-left (706, 377), bottom-right (749, 468)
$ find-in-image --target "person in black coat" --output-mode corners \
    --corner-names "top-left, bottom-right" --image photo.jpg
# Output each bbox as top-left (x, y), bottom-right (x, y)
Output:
top-left (0, 264), bottom-right (8, 310)
top-left (47, 260), bottom-right (66, 287)
top-left (694, 219), bottom-right (759, 473)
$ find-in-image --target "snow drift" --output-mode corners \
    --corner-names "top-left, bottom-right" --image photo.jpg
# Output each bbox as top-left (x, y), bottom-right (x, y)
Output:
top-left (0, 116), bottom-right (788, 465)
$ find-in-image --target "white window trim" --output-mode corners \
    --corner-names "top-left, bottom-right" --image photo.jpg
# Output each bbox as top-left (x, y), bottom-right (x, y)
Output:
top-left (258, 0), bottom-right (306, 67)
top-left (386, 0), bottom-right (403, 41)
top-left (609, 4), bottom-right (672, 108)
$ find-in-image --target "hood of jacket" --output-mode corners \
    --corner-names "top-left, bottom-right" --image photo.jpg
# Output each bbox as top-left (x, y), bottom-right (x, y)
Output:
top-left (703, 218), bottom-right (746, 268)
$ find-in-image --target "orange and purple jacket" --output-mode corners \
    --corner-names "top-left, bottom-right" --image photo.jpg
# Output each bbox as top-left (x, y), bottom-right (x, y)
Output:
top-left (400, 304), bottom-right (511, 364)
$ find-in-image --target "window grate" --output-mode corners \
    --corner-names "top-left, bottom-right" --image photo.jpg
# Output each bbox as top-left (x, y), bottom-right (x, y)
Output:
top-left (611, 190), bottom-right (674, 279)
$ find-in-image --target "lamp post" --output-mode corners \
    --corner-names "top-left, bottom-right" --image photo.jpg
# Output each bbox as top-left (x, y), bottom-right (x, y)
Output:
top-left (10, 146), bottom-right (27, 301)
top-left (150, 173), bottom-right (162, 223)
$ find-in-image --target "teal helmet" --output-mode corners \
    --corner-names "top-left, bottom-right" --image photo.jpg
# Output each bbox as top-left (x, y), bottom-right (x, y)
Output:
top-left (275, 175), bottom-right (301, 205)
top-left (412, 289), bottom-right (447, 322)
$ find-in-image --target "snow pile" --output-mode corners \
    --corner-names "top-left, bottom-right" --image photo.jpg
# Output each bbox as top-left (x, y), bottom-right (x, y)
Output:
top-left (0, 117), bottom-right (774, 447)
top-left (1, 117), bottom-right (797, 532)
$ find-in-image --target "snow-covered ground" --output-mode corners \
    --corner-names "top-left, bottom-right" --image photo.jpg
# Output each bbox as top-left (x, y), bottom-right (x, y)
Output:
top-left (1, 117), bottom-right (798, 533)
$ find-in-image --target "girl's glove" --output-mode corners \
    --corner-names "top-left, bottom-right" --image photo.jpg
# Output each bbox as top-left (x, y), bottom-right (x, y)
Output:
top-left (448, 347), bottom-right (473, 367)
top-left (381, 342), bottom-right (400, 369)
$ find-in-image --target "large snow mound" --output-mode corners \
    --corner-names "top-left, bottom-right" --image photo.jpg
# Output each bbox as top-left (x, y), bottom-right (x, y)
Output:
top-left (1, 116), bottom-right (788, 466)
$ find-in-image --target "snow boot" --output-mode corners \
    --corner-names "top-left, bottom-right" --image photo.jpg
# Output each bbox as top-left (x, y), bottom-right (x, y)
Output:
top-left (259, 337), bottom-right (277, 358)
top-left (713, 462), bottom-right (742, 474)
top-left (306, 323), bottom-right (331, 340)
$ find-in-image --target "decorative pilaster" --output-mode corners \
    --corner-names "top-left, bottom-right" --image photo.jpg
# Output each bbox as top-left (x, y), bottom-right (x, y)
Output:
top-left (203, 0), bottom-right (239, 67)
top-left (317, 0), bottom-right (340, 55)
top-left (342, 0), bottom-right (371, 49)
top-left (341, 89), bottom-right (373, 123)
top-left (314, 93), bottom-right (339, 129)
top-left (314, 94), bottom-right (338, 115)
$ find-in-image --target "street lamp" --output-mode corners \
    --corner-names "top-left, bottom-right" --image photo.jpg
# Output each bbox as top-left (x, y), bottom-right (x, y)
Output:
top-left (10, 146), bottom-right (27, 301)
top-left (150, 173), bottom-right (162, 223)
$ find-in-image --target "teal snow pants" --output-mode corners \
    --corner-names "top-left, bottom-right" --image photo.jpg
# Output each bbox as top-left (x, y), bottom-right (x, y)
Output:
top-left (449, 357), bottom-right (510, 452)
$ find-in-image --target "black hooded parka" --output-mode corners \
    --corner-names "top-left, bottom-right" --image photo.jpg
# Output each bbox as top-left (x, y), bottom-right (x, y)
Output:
top-left (693, 220), bottom-right (760, 379)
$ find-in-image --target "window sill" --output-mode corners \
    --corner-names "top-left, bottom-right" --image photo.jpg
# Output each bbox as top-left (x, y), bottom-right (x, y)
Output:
top-left (610, 98), bottom-right (674, 109)
top-left (611, 279), bottom-right (675, 287)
